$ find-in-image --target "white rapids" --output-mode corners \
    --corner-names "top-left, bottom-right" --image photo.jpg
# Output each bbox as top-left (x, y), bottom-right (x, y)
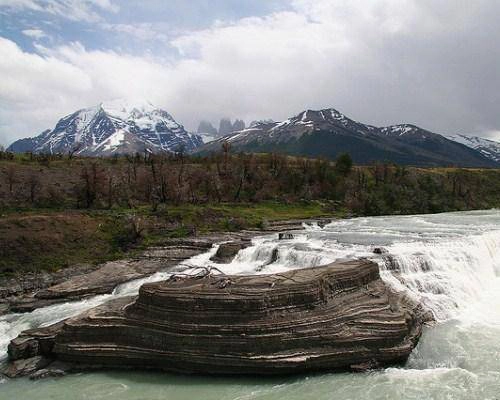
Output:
top-left (1, 209), bottom-right (500, 400)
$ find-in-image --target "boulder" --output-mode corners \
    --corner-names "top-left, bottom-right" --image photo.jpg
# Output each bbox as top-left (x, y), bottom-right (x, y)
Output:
top-left (278, 232), bottom-right (294, 240)
top-left (209, 240), bottom-right (251, 263)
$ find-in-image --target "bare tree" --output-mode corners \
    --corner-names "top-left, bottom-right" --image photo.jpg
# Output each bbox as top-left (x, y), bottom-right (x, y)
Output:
top-left (6, 165), bottom-right (16, 194)
top-left (27, 173), bottom-right (40, 204)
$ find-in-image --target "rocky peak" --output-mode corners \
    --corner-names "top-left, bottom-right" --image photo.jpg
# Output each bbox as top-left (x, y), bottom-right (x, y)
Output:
top-left (7, 100), bottom-right (203, 156)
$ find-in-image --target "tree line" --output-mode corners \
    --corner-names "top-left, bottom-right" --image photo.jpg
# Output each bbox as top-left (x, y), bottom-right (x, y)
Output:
top-left (1, 147), bottom-right (499, 216)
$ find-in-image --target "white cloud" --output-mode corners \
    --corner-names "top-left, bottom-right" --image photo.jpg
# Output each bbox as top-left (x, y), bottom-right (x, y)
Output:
top-left (21, 28), bottom-right (47, 39)
top-left (1, 0), bottom-right (500, 146)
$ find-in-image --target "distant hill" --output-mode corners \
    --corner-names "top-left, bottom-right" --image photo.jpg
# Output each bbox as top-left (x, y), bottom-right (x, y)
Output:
top-left (7, 100), bottom-right (203, 156)
top-left (196, 108), bottom-right (498, 167)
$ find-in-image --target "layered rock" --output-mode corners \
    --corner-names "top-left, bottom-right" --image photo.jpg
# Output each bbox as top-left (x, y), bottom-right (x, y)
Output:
top-left (6, 260), bottom-right (430, 376)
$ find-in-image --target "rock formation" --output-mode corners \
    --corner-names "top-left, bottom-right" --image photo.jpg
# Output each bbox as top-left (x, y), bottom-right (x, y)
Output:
top-left (5, 260), bottom-right (430, 377)
top-left (209, 240), bottom-right (251, 263)
top-left (197, 120), bottom-right (218, 135)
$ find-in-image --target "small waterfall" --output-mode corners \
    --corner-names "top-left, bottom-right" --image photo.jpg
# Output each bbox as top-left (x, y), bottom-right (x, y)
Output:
top-left (378, 231), bottom-right (500, 321)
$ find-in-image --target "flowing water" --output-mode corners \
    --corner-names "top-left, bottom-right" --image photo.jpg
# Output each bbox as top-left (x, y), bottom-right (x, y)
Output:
top-left (1, 210), bottom-right (500, 399)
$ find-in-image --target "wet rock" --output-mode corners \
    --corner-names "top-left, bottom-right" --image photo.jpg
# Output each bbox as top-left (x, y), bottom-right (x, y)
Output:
top-left (373, 247), bottom-right (388, 254)
top-left (34, 261), bottom-right (156, 300)
top-left (316, 219), bottom-right (332, 228)
top-left (278, 232), bottom-right (294, 240)
top-left (8, 298), bottom-right (71, 314)
top-left (257, 248), bottom-right (280, 271)
top-left (8, 321), bottom-right (64, 360)
top-left (29, 361), bottom-right (69, 380)
top-left (383, 255), bottom-right (400, 271)
top-left (210, 240), bottom-right (251, 263)
top-left (350, 359), bottom-right (380, 372)
top-left (1, 356), bottom-right (52, 378)
top-left (13, 260), bottom-right (429, 376)
top-left (0, 301), bottom-right (9, 315)
top-left (140, 238), bottom-right (213, 259)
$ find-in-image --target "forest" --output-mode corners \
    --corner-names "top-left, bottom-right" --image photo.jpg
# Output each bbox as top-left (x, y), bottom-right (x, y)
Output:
top-left (1, 149), bottom-right (499, 215)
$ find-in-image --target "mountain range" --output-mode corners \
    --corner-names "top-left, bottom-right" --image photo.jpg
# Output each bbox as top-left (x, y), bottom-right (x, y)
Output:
top-left (7, 100), bottom-right (202, 156)
top-left (7, 102), bottom-right (500, 167)
top-left (196, 109), bottom-right (499, 167)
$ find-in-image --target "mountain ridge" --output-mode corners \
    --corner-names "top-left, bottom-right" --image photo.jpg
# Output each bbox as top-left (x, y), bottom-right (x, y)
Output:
top-left (7, 103), bottom-right (500, 167)
top-left (7, 100), bottom-right (203, 156)
top-left (196, 108), bottom-right (498, 167)
top-left (446, 133), bottom-right (500, 163)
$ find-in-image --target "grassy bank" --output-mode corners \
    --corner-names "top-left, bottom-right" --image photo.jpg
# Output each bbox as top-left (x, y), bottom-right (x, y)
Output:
top-left (0, 201), bottom-right (336, 275)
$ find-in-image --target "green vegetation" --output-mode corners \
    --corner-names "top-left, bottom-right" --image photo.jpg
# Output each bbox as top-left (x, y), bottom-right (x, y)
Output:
top-left (0, 149), bottom-right (499, 274)
top-left (0, 202), bottom-right (333, 275)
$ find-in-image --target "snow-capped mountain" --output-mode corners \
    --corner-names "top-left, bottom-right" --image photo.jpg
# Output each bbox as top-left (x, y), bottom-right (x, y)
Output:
top-left (196, 108), bottom-right (498, 167)
top-left (7, 100), bottom-right (203, 156)
top-left (446, 134), bottom-right (500, 163)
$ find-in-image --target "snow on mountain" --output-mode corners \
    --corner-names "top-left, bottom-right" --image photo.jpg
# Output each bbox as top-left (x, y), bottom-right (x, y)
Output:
top-left (7, 100), bottom-right (203, 156)
top-left (446, 134), bottom-right (500, 163)
top-left (196, 107), bottom-right (498, 167)
top-left (197, 132), bottom-right (219, 144)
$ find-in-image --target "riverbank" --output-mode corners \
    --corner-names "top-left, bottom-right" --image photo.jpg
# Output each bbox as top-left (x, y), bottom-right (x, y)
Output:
top-left (0, 201), bottom-right (338, 277)
top-left (0, 216), bottom-right (331, 315)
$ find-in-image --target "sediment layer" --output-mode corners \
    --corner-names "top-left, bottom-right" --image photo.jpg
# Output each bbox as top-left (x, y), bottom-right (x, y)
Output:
top-left (40, 260), bottom-right (429, 375)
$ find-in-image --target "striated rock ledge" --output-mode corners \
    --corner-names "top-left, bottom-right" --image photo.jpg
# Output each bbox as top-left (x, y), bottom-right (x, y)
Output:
top-left (5, 259), bottom-right (431, 377)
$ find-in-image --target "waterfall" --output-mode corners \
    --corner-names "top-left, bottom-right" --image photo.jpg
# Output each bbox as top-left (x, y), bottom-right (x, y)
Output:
top-left (378, 231), bottom-right (500, 321)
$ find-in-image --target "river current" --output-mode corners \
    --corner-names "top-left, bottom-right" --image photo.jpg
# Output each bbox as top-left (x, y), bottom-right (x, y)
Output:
top-left (1, 210), bottom-right (500, 399)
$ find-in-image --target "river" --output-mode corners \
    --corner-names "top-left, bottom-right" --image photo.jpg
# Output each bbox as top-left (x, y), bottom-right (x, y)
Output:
top-left (1, 210), bottom-right (500, 399)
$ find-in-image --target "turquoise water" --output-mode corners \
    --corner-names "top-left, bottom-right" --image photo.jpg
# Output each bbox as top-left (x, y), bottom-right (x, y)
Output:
top-left (1, 210), bottom-right (500, 399)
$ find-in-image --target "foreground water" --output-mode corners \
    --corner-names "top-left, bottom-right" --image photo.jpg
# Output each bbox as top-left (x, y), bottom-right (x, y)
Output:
top-left (1, 210), bottom-right (500, 399)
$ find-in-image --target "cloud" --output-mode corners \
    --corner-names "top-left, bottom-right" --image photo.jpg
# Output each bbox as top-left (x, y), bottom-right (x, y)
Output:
top-left (1, 0), bottom-right (500, 146)
top-left (0, 0), bottom-right (118, 22)
top-left (99, 23), bottom-right (169, 43)
top-left (21, 28), bottom-right (47, 39)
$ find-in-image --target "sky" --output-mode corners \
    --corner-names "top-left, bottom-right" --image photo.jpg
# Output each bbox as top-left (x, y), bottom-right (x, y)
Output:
top-left (1, 0), bottom-right (500, 147)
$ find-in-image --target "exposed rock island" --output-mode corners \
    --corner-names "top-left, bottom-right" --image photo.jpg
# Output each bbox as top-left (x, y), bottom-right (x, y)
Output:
top-left (4, 259), bottom-right (430, 377)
